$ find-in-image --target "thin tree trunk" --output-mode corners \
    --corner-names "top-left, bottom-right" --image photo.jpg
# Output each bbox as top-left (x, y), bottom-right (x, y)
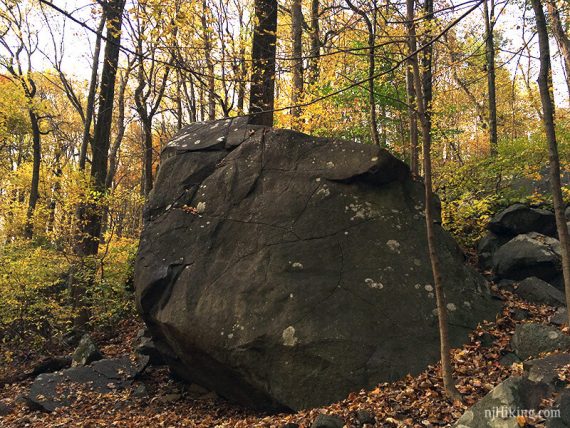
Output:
top-left (106, 70), bottom-right (129, 189)
top-left (308, 0), bottom-right (320, 82)
top-left (74, 0), bottom-right (126, 330)
top-left (23, 111), bottom-right (41, 239)
top-left (79, 13), bottom-right (106, 170)
top-left (248, 0), bottom-right (278, 126)
top-left (345, 0), bottom-right (381, 146)
top-left (143, 121), bottom-right (153, 195)
top-left (202, 0), bottom-right (216, 120)
top-left (483, 0), bottom-right (498, 155)
top-left (407, 0), bottom-right (461, 400)
top-left (531, 0), bottom-right (570, 325)
top-left (406, 66), bottom-right (419, 175)
top-left (545, 0), bottom-right (570, 105)
top-left (291, 0), bottom-right (304, 123)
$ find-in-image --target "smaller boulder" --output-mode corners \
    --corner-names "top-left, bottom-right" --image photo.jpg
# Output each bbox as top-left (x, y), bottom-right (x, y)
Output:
top-left (355, 409), bottom-right (376, 426)
top-left (72, 334), bottom-right (102, 367)
top-left (488, 204), bottom-right (556, 237)
top-left (493, 233), bottom-right (561, 281)
top-left (134, 328), bottom-right (165, 366)
top-left (499, 353), bottom-right (521, 367)
top-left (523, 352), bottom-right (570, 387)
top-left (478, 232), bottom-right (509, 270)
top-left (311, 414), bottom-right (345, 428)
top-left (453, 377), bottom-right (549, 428)
top-left (550, 307), bottom-right (568, 326)
top-left (511, 323), bottom-right (570, 360)
top-left (515, 277), bottom-right (566, 306)
top-left (0, 401), bottom-right (13, 416)
top-left (545, 389), bottom-right (570, 428)
top-left (27, 357), bottom-right (140, 412)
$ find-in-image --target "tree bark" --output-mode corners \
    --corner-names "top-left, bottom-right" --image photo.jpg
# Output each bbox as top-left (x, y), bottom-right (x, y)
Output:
top-left (290, 0), bottom-right (304, 123)
top-left (544, 0), bottom-right (570, 104)
top-left (406, 63), bottom-right (419, 175)
top-left (308, 0), bottom-right (320, 82)
top-left (483, 0), bottom-right (498, 155)
top-left (201, 0), bottom-right (216, 120)
top-left (407, 0), bottom-right (461, 400)
top-left (248, 0), bottom-right (278, 126)
top-left (23, 111), bottom-right (41, 239)
top-left (74, 0), bottom-right (126, 329)
top-left (345, 0), bottom-right (381, 146)
top-left (531, 0), bottom-right (570, 325)
top-left (79, 13), bottom-right (106, 170)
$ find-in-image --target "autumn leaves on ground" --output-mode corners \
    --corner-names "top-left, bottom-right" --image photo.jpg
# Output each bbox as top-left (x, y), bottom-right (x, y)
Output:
top-left (0, 289), bottom-right (562, 427)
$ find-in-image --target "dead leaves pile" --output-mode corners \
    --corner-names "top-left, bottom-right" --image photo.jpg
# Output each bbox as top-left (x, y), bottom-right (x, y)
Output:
top-left (0, 290), bottom-right (563, 428)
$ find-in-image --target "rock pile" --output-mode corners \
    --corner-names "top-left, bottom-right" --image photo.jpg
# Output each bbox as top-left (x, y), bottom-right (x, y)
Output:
top-left (478, 203), bottom-right (569, 307)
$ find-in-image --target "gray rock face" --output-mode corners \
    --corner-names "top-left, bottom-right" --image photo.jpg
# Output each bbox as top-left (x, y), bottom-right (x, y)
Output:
top-left (550, 307), bottom-right (568, 326)
top-left (515, 277), bottom-right (566, 306)
top-left (488, 204), bottom-right (557, 237)
top-left (27, 357), bottom-right (141, 412)
top-left (477, 232), bottom-right (509, 270)
top-left (523, 352), bottom-right (570, 386)
top-left (511, 323), bottom-right (570, 360)
top-left (453, 377), bottom-right (549, 428)
top-left (71, 334), bottom-right (102, 367)
top-left (492, 233), bottom-right (562, 281)
top-left (135, 119), bottom-right (499, 411)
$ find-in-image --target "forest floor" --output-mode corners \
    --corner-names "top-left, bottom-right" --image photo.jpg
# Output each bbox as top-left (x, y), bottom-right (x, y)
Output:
top-left (0, 285), bottom-right (562, 427)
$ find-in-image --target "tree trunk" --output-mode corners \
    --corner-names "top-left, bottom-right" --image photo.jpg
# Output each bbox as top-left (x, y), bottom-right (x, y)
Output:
top-left (531, 0), bottom-right (570, 325)
top-left (202, 0), bottom-right (216, 120)
top-left (406, 66), bottom-right (419, 175)
top-left (248, 0), bottom-right (278, 126)
top-left (79, 13), bottom-right (106, 170)
top-left (345, 0), bottom-right (380, 146)
top-left (143, 120), bottom-right (153, 196)
top-left (483, 0), bottom-right (498, 155)
top-left (407, 0), bottom-right (460, 400)
top-left (290, 0), bottom-right (304, 123)
top-left (23, 110), bottom-right (41, 239)
top-left (106, 70), bottom-right (129, 189)
top-left (308, 0), bottom-right (320, 82)
top-left (544, 0), bottom-right (570, 104)
top-left (74, 0), bottom-right (126, 330)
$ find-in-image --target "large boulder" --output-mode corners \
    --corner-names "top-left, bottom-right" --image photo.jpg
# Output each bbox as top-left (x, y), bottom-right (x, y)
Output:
top-left (492, 232), bottom-right (562, 281)
top-left (134, 119), bottom-right (499, 411)
top-left (488, 204), bottom-right (557, 237)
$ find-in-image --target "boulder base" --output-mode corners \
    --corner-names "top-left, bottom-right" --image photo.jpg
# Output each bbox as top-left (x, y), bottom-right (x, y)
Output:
top-left (135, 119), bottom-right (499, 411)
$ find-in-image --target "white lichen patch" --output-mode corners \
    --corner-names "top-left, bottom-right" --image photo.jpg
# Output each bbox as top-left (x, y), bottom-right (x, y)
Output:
top-left (282, 326), bottom-right (298, 346)
top-left (194, 139), bottom-right (202, 145)
top-left (365, 278), bottom-right (384, 290)
top-left (413, 258), bottom-right (421, 266)
top-left (414, 283), bottom-right (421, 290)
top-left (196, 202), bottom-right (206, 213)
top-left (447, 303), bottom-right (457, 311)
top-left (371, 156), bottom-right (378, 162)
top-left (326, 161), bottom-right (335, 168)
top-left (463, 301), bottom-right (472, 308)
top-left (345, 201), bottom-right (377, 221)
top-left (548, 331), bottom-right (560, 339)
top-left (424, 284), bottom-right (433, 292)
top-left (386, 240), bottom-right (401, 253)
top-left (316, 186), bottom-right (330, 197)
top-left (291, 262), bottom-right (304, 270)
